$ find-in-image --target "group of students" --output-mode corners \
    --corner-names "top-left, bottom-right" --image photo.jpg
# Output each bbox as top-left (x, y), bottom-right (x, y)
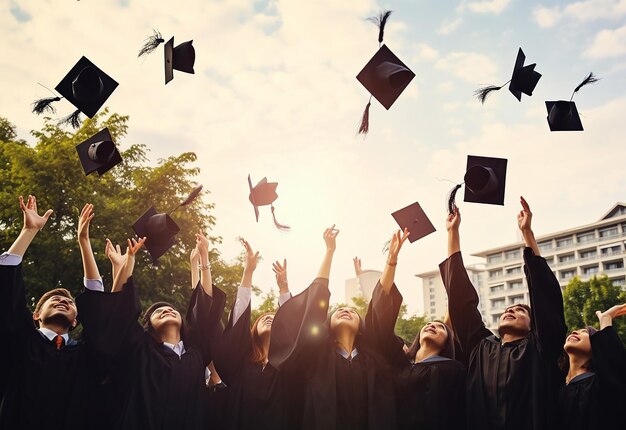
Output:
top-left (1, 194), bottom-right (625, 430)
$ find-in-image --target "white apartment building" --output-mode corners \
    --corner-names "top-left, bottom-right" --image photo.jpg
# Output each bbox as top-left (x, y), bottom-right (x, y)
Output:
top-left (416, 202), bottom-right (626, 332)
top-left (474, 202), bottom-right (626, 331)
top-left (416, 263), bottom-right (486, 322)
top-left (345, 269), bottom-right (383, 303)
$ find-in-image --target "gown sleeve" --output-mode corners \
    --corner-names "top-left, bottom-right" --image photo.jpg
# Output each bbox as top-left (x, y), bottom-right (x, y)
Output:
top-left (523, 247), bottom-right (567, 360)
top-left (268, 277), bottom-right (331, 374)
top-left (439, 251), bottom-right (492, 362)
top-left (185, 282), bottom-right (226, 364)
top-left (212, 298), bottom-right (253, 386)
top-left (75, 277), bottom-right (144, 363)
top-left (364, 281), bottom-right (407, 369)
top-left (591, 325), bottom-right (626, 392)
top-left (0, 264), bottom-right (35, 339)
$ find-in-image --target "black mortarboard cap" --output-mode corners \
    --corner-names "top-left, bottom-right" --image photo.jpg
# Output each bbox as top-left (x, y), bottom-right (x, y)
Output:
top-left (248, 174), bottom-right (289, 230)
top-left (75, 127), bottom-right (122, 176)
top-left (463, 155), bottom-right (508, 206)
top-left (164, 37), bottom-right (195, 84)
top-left (391, 201), bottom-right (436, 243)
top-left (357, 45), bottom-right (415, 110)
top-left (55, 56), bottom-right (118, 118)
top-left (132, 207), bottom-right (180, 264)
top-left (508, 48), bottom-right (542, 101)
top-left (545, 101), bottom-right (583, 131)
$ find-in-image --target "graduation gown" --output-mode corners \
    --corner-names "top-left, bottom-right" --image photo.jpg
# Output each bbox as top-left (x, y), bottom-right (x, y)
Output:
top-left (213, 278), bottom-right (330, 430)
top-left (365, 282), bottom-right (467, 430)
top-left (441, 248), bottom-right (566, 430)
top-left (271, 278), bottom-right (398, 430)
top-left (76, 277), bottom-right (226, 430)
top-left (557, 326), bottom-right (626, 429)
top-left (0, 264), bottom-right (105, 430)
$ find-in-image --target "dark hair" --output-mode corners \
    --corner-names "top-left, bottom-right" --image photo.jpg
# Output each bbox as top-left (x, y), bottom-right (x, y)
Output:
top-left (497, 303), bottom-right (532, 337)
top-left (406, 320), bottom-right (456, 361)
top-left (558, 326), bottom-right (597, 373)
top-left (142, 301), bottom-right (187, 342)
top-left (250, 312), bottom-right (276, 364)
top-left (34, 288), bottom-right (76, 329)
top-left (328, 307), bottom-right (366, 336)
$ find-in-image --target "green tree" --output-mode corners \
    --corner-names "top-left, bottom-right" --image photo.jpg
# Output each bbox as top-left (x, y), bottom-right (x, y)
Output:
top-left (251, 291), bottom-right (278, 323)
top-left (0, 111), bottom-right (241, 315)
top-left (563, 275), bottom-right (626, 342)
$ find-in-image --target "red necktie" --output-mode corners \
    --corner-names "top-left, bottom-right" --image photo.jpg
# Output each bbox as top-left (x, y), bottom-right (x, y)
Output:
top-left (54, 335), bottom-right (64, 350)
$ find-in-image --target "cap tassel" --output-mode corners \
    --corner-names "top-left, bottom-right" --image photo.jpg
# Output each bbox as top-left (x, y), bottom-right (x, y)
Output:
top-left (138, 29), bottom-right (165, 57)
top-left (58, 109), bottom-right (82, 129)
top-left (270, 205), bottom-right (290, 231)
top-left (474, 84), bottom-right (504, 104)
top-left (571, 72), bottom-right (599, 101)
top-left (367, 10), bottom-right (392, 44)
top-left (31, 96), bottom-right (61, 115)
top-left (169, 185), bottom-right (203, 214)
top-left (447, 183), bottom-right (463, 215)
top-left (357, 100), bottom-right (371, 135)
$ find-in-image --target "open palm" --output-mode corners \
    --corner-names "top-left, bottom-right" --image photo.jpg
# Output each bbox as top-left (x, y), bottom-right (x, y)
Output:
top-left (20, 195), bottom-right (53, 231)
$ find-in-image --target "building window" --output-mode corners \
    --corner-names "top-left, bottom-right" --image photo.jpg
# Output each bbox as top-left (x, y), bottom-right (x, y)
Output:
top-left (558, 254), bottom-right (575, 263)
top-left (489, 269), bottom-right (503, 279)
top-left (560, 269), bottom-right (576, 280)
top-left (505, 249), bottom-right (520, 260)
top-left (604, 261), bottom-right (624, 271)
top-left (577, 231), bottom-right (596, 243)
top-left (582, 265), bottom-right (599, 275)
top-left (579, 249), bottom-right (597, 260)
top-left (490, 284), bottom-right (505, 293)
top-left (429, 294), bottom-right (435, 300)
top-left (611, 277), bottom-right (625, 286)
top-left (492, 315), bottom-right (500, 324)
top-left (506, 266), bottom-right (522, 275)
top-left (510, 295), bottom-right (525, 305)
top-left (508, 280), bottom-right (523, 290)
top-left (538, 241), bottom-right (553, 253)
top-left (556, 237), bottom-right (574, 248)
top-left (487, 253), bottom-right (503, 264)
top-left (600, 245), bottom-right (621, 256)
top-left (428, 278), bottom-right (434, 286)
top-left (430, 301), bottom-right (436, 306)
top-left (491, 298), bottom-right (505, 309)
top-left (599, 226), bottom-right (619, 239)
top-left (430, 308), bottom-right (436, 315)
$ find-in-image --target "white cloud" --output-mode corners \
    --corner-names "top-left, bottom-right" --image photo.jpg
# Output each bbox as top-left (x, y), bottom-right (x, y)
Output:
top-left (438, 17), bottom-right (462, 35)
top-left (435, 52), bottom-right (499, 84)
top-left (466, 0), bottom-right (512, 14)
top-left (584, 24), bottom-right (626, 58)
top-left (532, 5), bottom-right (562, 28)
top-left (565, 0), bottom-right (626, 22)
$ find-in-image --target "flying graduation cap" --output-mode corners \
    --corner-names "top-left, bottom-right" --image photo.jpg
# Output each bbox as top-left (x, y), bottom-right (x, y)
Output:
top-left (75, 127), bottom-right (122, 176)
top-left (391, 201), bottom-right (436, 243)
top-left (474, 48), bottom-right (541, 104)
top-left (356, 10), bottom-right (415, 135)
top-left (138, 30), bottom-right (195, 84)
top-left (545, 72), bottom-right (599, 131)
top-left (248, 174), bottom-right (290, 231)
top-left (31, 56), bottom-right (119, 128)
top-left (447, 155), bottom-right (508, 214)
top-left (132, 185), bottom-right (203, 264)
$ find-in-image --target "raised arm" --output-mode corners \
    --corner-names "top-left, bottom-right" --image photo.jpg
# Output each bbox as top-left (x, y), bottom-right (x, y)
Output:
top-left (380, 228), bottom-right (410, 294)
top-left (190, 246), bottom-right (200, 290)
top-left (111, 238), bottom-right (145, 293)
top-left (317, 224), bottom-right (339, 279)
top-left (104, 239), bottom-right (125, 290)
top-left (272, 259), bottom-right (292, 306)
top-left (77, 204), bottom-right (104, 292)
top-left (196, 232), bottom-right (213, 297)
top-left (520, 198), bottom-right (566, 359)
top-left (440, 208), bottom-right (491, 362)
top-left (592, 304), bottom-right (626, 392)
top-left (6, 195), bottom-right (53, 257)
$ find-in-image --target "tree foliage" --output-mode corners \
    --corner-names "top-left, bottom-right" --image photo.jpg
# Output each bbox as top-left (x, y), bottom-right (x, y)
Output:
top-left (563, 275), bottom-right (626, 342)
top-left (0, 112), bottom-right (244, 314)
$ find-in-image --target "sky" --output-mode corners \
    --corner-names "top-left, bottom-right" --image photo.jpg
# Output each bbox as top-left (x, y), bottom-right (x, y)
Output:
top-left (2, 0), bottom-right (626, 315)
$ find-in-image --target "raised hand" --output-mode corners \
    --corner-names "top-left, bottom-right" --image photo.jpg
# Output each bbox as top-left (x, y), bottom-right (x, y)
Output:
top-left (111, 237), bottom-right (146, 292)
top-left (272, 259), bottom-right (288, 293)
top-left (77, 204), bottom-right (95, 242)
top-left (196, 232), bottom-right (210, 261)
top-left (387, 228), bottom-right (410, 262)
top-left (126, 237), bottom-right (146, 257)
top-left (353, 257), bottom-right (363, 277)
top-left (596, 303), bottom-right (626, 329)
top-left (517, 196), bottom-right (533, 232)
top-left (240, 238), bottom-right (260, 274)
top-left (323, 224), bottom-right (340, 252)
top-left (105, 239), bottom-right (125, 269)
top-left (20, 195), bottom-right (53, 231)
top-left (446, 207), bottom-right (461, 232)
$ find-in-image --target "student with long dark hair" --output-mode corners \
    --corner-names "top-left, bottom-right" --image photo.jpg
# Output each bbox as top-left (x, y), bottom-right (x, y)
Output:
top-left (441, 198), bottom-right (567, 430)
top-left (558, 303), bottom-right (626, 429)
top-left (270, 225), bottom-right (398, 430)
top-left (213, 238), bottom-right (329, 430)
top-left (366, 228), bottom-right (466, 430)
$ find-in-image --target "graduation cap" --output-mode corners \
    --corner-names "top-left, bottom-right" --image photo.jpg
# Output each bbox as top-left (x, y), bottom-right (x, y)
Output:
top-left (75, 127), bottom-right (122, 176)
top-left (138, 30), bottom-right (195, 84)
top-left (545, 72), bottom-right (599, 131)
top-left (248, 174), bottom-right (290, 231)
top-left (391, 201), bottom-right (436, 243)
top-left (447, 155), bottom-right (508, 213)
top-left (474, 48), bottom-right (541, 104)
top-left (132, 185), bottom-right (203, 264)
top-left (31, 56), bottom-right (118, 128)
top-left (356, 10), bottom-right (415, 135)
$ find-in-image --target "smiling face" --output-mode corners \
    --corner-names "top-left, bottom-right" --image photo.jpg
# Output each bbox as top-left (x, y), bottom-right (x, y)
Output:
top-left (419, 321), bottom-right (449, 353)
top-left (564, 328), bottom-right (592, 356)
top-left (149, 305), bottom-right (182, 333)
top-left (33, 291), bottom-right (78, 330)
top-left (330, 307), bottom-right (361, 334)
top-left (498, 304), bottom-right (532, 337)
top-left (254, 313), bottom-right (275, 337)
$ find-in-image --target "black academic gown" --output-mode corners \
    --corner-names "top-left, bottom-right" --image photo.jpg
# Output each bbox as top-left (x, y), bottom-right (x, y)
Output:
top-left (366, 282), bottom-right (467, 430)
top-left (441, 248), bottom-right (567, 430)
top-left (0, 264), bottom-right (105, 430)
top-left (76, 277), bottom-right (226, 430)
top-left (557, 326), bottom-right (626, 429)
top-left (213, 278), bottom-right (329, 430)
top-left (272, 279), bottom-right (398, 430)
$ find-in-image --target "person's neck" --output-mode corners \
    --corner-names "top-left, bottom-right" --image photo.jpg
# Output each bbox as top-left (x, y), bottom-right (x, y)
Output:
top-left (414, 341), bottom-right (440, 362)
top-left (334, 328), bottom-right (357, 356)
top-left (500, 331), bottom-right (527, 345)
top-left (158, 326), bottom-right (181, 345)
top-left (39, 321), bottom-right (70, 336)
top-left (566, 353), bottom-right (591, 384)
top-left (258, 333), bottom-right (270, 364)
